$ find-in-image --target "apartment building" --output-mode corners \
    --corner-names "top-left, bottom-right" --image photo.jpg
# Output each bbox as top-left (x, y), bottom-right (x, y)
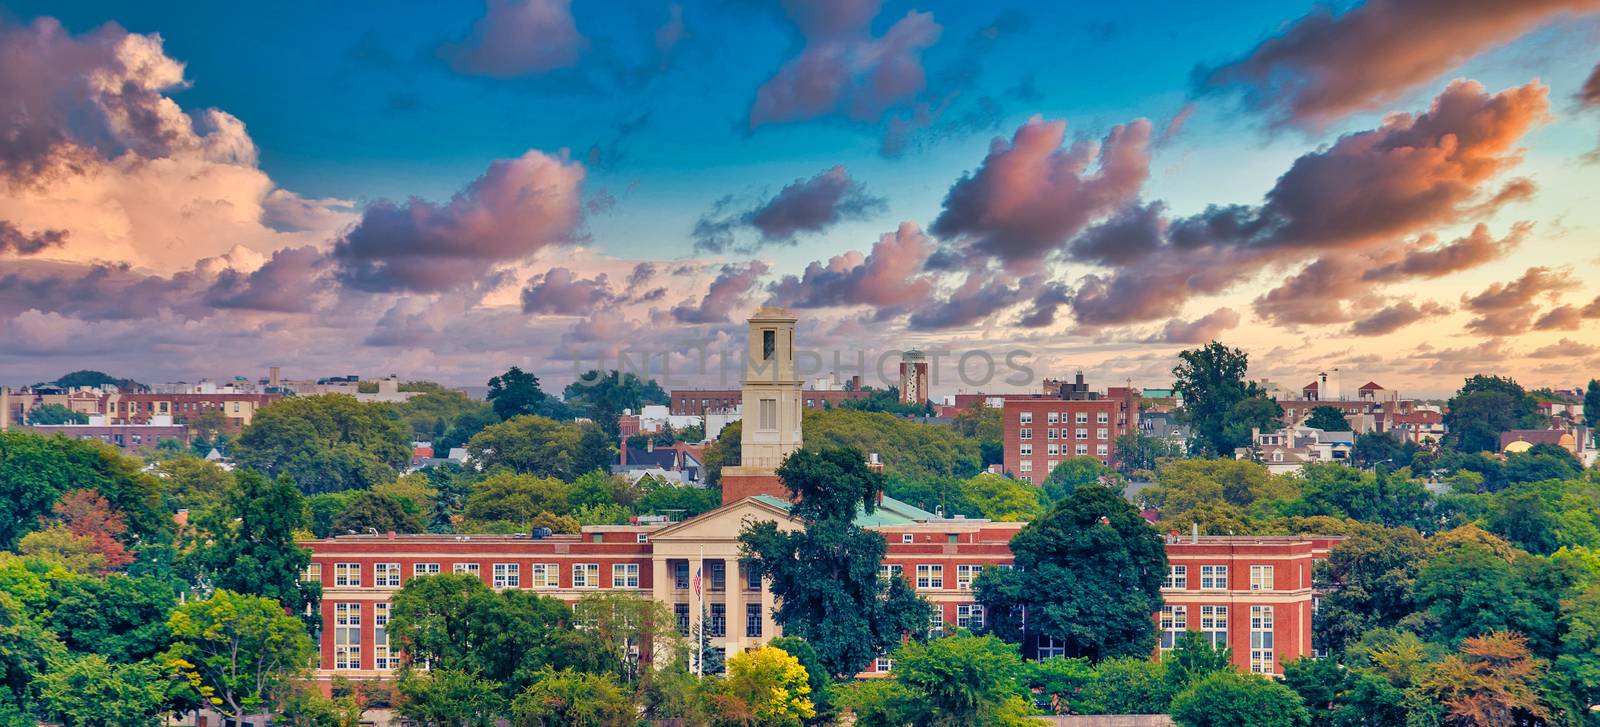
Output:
top-left (1001, 374), bottom-right (1141, 482)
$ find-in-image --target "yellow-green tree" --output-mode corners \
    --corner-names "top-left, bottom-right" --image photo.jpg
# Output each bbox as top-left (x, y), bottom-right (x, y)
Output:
top-left (702, 645), bottom-right (816, 727)
top-left (161, 589), bottom-right (314, 722)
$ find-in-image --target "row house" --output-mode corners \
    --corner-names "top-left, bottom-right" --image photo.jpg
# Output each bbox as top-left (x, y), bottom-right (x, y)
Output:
top-left (304, 495), bottom-right (1331, 690)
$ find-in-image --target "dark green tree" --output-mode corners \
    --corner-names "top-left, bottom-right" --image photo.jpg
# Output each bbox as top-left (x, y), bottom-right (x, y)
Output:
top-left (975, 484), bottom-right (1166, 661)
top-left (52, 370), bottom-right (144, 391)
top-left (38, 654), bottom-right (167, 727)
top-left (1164, 630), bottom-right (1234, 695)
top-left (562, 370), bottom-right (670, 438)
top-left (466, 416), bottom-right (613, 481)
top-left (396, 669), bottom-right (506, 727)
top-left (387, 573), bottom-right (573, 696)
top-left (1313, 527), bottom-right (1427, 656)
top-left (1303, 406), bottom-right (1351, 432)
top-left (1171, 342), bottom-right (1278, 456)
top-left (1586, 379), bottom-right (1600, 429)
top-left (1443, 375), bottom-right (1543, 453)
top-left (1502, 443), bottom-right (1582, 485)
top-left (0, 431), bottom-right (170, 549)
top-left (1041, 456), bottom-right (1118, 503)
top-left (1170, 671), bottom-right (1310, 727)
top-left (739, 446), bottom-right (933, 677)
top-left (232, 395), bottom-right (410, 493)
top-left (1280, 657), bottom-right (1347, 727)
top-left (889, 634), bottom-right (1032, 725)
top-left (185, 470), bottom-right (320, 622)
top-left (44, 574), bottom-right (175, 663)
top-left (1350, 431), bottom-right (1417, 470)
top-left (1112, 432), bottom-right (1180, 475)
top-left (331, 491), bottom-right (424, 535)
top-left (24, 403), bottom-right (88, 425)
top-left (487, 366), bottom-right (568, 422)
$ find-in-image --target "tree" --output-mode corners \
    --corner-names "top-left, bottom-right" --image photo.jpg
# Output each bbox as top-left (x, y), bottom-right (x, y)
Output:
top-left (1586, 379), bottom-right (1600, 430)
top-left (1076, 657), bottom-right (1171, 715)
top-left (47, 490), bottom-right (134, 570)
top-left (0, 592), bottom-right (64, 719)
top-left (563, 370), bottom-right (671, 439)
top-left (767, 636), bottom-right (834, 725)
top-left (803, 409), bottom-right (983, 482)
top-left (835, 679), bottom-right (919, 727)
top-left (18, 527), bottom-right (107, 573)
top-left (1350, 431), bottom-right (1413, 470)
top-left (395, 390), bottom-right (496, 451)
top-left (395, 668), bottom-right (506, 727)
top-left (1280, 656), bottom-right (1346, 727)
top-left (52, 370), bottom-right (144, 391)
top-left (1443, 375), bottom-right (1543, 454)
top-left (38, 654), bottom-right (168, 727)
top-left (962, 473), bottom-right (1045, 521)
top-left (185, 470), bottom-right (319, 621)
top-left (332, 491), bottom-right (424, 535)
top-left (1416, 632), bottom-right (1552, 727)
top-left (1171, 342), bottom-right (1278, 456)
top-left (975, 484), bottom-right (1166, 661)
top-left (462, 472), bottom-right (571, 527)
top-left (162, 590), bottom-right (315, 722)
top-left (1313, 527), bottom-right (1429, 656)
top-left (1113, 432), bottom-right (1179, 475)
top-left (1041, 456), bottom-right (1118, 503)
top-left (1502, 443), bottom-right (1582, 485)
top-left (1163, 630), bottom-right (1233, 695)
top-left (1169, 671), bottom-right (1310, 727)
top-left (570, 592), bottom-right (681, 684)
top-left (232, 395), bottom-right (411, 493)
top-left (740, 446), bottom-right (933, 677)
top-left (388, 573), bottom-right (573, 696)
top-left (890, 634), bottom-right (1032, 726)
top-left (701, 645), bottom-right (816, 727)
top-left (44, 573), bottom-right (176, 663)
top-left (153, 455), bottom-right (235, 514)
top-left (1303, 406), bottom-right (1351, 432)
top-left (25, 403), bottom-right (88, 425)
top-left (950, 403), bottom-right (1004, 468)
top-left (487, 366), bottom-right (567, 422)
top-left (0, 431), bottom-right (170, 549)
top-left (466, 416), bottom-right (612, 480)
top-left (512, 668), bottom-right (635, 727)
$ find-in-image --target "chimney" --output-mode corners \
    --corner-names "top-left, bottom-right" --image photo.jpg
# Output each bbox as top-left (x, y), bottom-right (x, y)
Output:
top-left (619, 440), bottom-right (628, 466)
top-left (646, 439), bottom-right (654, 453)
top-left (1191, 522), bottom-right (1199, 544)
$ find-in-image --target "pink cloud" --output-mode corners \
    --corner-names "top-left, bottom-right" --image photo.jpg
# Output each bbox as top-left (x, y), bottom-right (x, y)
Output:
top-left (438, 0), bottom-right (588, 78)
top-left (767, 221), bottom-right (937, 315)
top-left (332, 150), bottom-right (586, 293)
top-left (931, 116), bottom-right (1153, 272)
top-left (1198, 0), bottom-right (1593, 129)
top-left (749, 1), bottom-right (941, 128)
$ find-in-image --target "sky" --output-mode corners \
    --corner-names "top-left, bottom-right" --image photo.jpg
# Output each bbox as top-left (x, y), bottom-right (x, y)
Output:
top-left (0, 0), bottom-right (1597, 398)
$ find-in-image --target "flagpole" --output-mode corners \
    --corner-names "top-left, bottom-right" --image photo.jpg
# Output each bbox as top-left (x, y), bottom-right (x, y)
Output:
top-left (695, 545), bottom-right (704, 677)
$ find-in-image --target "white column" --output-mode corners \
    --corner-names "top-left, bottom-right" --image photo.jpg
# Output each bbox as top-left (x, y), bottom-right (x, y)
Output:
top-left (726, 559), bottom-right (745, 653)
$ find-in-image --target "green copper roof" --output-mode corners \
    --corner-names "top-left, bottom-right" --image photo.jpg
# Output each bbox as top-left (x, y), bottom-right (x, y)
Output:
top-left (750, 494), bottom-right (935, 526)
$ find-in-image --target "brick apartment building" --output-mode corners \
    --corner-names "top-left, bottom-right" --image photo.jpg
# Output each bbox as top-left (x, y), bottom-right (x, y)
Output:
top-left (304, 501), bottom-right (1332, 689)
top-left (102, 392), bottom-right (278, 427)
top-left (1002, 374), bottom-right (1141, 482)
top-left (21, 422), bottom-right (189, 455)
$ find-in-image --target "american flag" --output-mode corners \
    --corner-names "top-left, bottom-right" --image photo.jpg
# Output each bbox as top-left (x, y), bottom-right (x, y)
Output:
top-left (693, 566), bottom-right (702, 595)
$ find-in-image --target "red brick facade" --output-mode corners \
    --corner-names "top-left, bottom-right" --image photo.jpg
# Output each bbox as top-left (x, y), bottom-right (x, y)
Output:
top-left (1002, 392), bottom-right (1139, 482)
top-left (305, 516), bottom-right (1330, 681)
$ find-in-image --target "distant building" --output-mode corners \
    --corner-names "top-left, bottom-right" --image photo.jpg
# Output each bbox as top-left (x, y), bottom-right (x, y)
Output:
top-left (22, 416), bottom-right (188, 455)
top-left (1139, 411), bottom-right (1190, 453)
top-left (613, 440), bottom-right (704, 485)
top-left (1240, 427), bottom-right (1354, 474)
top-left (1002, 373), bottom-right (1141, 482)
top-left (1500, 428), bottom-right (1593, 461)
top-left (899, 350), bottom-right (929, 405)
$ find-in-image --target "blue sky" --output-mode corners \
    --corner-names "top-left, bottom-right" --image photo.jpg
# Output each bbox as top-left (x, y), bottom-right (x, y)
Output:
top-left (0, 1), bottom-right (1596, 394)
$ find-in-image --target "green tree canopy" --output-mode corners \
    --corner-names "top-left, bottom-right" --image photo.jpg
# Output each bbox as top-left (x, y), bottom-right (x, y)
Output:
top-left (740, 446), bottom-right (933, 677)
top-left (889, 634), bottom-right (1032, 726)
top-left (1303, 406), bottom-right (1351, 432)
top-left (1171, 342), bottom-right (1279, 456)
top-left (466, 415), bottom-right (613, 480)
top-left (563, 370), bottom-right (670, 439)
top-left (0, 432), bottom-right (170, 549)
top-left (486, 366), bottom-right (568, 422)
top-left (387, 573), bottom-right (574, 696)
top-left (700, 645), bottom-right (817, 727)
top-left (332, 491), bottom-right (424, 535)
top-left (184, 470), bottom-right (319, 621)
top-left (1041, 456), bottom-right (1119, 503)
top-left (232, 395), bottom-right (411, 493)
top-left (1443, 375), bottom-right (1543, 453)
top-left (395, 668), bottom-right (506, 727)
top-left (512, 667), bottom-right (635, 727)
top-left (38, 654), bottom-right (168, 727)
top-left (803, 408), bottom-right (982, 482)
top-left (1169, 670), bottom-right (1310, 727)
top-left (25, 403), bottom-right (88, 425)
top-left (975, 484), bottom-right (1166, 661)
top-left (162, 589), bottom-right (315, 721)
